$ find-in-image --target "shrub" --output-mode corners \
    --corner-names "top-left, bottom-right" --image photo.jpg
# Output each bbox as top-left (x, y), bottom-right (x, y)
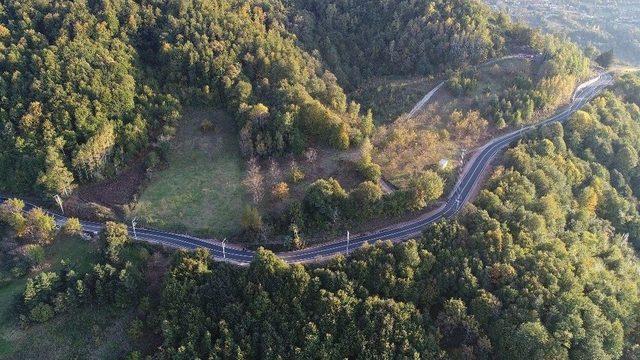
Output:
top-left (272, 182), bottom-right (290, 200)
top-left (157, 140), bottom-right (171, 162)
top-left (360, 162), bottom-right (382, 182)
top-left (62, 218), bottom-right (83, 236)
top-left (289, 163), bottom-right (305, 183)
top-left (23, 208), bottom-right (56, 244)
top-left (199, 119), bottom-right (215, 133)
top-left (23, 244), bottom-right (45, 267)
top-left (128, 319), bottom-right (144, 339)
top-left (241, 206), bottom-right (263, 233)
top-left (145, 151), bottom-right (160, 171)
top-left (289, 224), bottom-right (304, 250)
top-left (29, 302), bottom-right (54, 323)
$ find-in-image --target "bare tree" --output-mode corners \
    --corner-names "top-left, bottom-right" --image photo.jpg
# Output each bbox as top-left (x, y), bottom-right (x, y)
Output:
top-left (268, 158), bottom-right (282, 186)
top-left (243, 157), bottom-right (264, 203)
top-left (304, 147), bottom-right (318, 163)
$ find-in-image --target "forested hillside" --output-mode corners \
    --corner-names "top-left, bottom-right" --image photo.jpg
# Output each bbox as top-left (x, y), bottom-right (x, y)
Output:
top-left (2, 0), bottom-right (640, 355)
top-left (148, 74), bottom-right (640, 358)
top-left (284, 0), bottom-right (588, 89)
top-left (3, 72), bottom-right (640, 359)
top-left (0, 0), bottom-right (588, 202)
top-left (0, 0), bottom-right (180, 195)
top-left (286, 0), bottom-right (502, 88)
top-left (0, 0), bottom-right (369, 196)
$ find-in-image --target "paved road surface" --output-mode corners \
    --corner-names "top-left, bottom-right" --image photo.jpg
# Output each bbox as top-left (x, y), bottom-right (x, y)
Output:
top-left (0, 72), bottom-right (613, 265)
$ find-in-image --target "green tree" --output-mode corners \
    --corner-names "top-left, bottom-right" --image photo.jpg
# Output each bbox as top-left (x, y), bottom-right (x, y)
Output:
top-left (410, 171), bottom-right (444, 209)
top-left (0, 198), bottom-right (26, 234)
top-left (61, 218), bottom-right (83, 236)
top-left (37, 147), bottom-right (75, 196)
top-left (23, 208), bottom-right (56, 245)
top-left (304, 178), bottom-right (348, 226)
top-left (100, 222), bottom-right (130, 263)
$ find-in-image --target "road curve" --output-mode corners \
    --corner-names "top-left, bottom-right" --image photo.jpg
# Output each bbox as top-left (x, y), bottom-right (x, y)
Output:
top-left (0, 73), bottom-right (613, 265)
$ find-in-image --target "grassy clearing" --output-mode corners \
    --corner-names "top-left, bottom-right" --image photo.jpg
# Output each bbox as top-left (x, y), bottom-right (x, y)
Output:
top-left (131, 108), bottom-right (247, 238)
top-left (0, 235), bottom-right (132, 359)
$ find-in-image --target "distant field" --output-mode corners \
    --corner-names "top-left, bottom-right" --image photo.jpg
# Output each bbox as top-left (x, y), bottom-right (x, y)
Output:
top-left (131, 108), bottom-right (247, 238)
top-left (486, 0), bottom-right (640, 67)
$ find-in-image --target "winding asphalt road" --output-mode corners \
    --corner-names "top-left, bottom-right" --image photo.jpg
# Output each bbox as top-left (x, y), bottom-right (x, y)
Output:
top-left (0, 73), bottom-right (613, 265)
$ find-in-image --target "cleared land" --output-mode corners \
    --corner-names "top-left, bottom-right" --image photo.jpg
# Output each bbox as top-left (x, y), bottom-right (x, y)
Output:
top-left (372, 57), bottom-right (568, 188)
top-left (257, 147), bottom-right (364, 221)
top-left (131, 108), bottom-right (247, 238)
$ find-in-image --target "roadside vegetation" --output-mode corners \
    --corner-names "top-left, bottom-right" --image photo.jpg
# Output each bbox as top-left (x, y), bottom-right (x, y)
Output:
top-left (0, 202), bottom-right (169, 358)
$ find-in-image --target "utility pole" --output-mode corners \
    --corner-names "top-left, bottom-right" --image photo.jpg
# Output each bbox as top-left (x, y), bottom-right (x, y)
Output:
top-left (222, 238), bottom-right (227, 260)
top-left (54, 194), bottom-right (64, 214)
top-left (346, 230), bottom-right (350, 254)
top-left (131, 218), bottom-right (138, 241)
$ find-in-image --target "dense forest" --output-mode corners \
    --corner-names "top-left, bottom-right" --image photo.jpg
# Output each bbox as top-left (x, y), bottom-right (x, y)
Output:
top-left (0, 0), bottom-right (589, 201)
top-left (0, 0), bottom-right (369, 196)
top-left (2, 73), bottom-right (639, 359)
top-left (285, 0), bottom-right (503, 88)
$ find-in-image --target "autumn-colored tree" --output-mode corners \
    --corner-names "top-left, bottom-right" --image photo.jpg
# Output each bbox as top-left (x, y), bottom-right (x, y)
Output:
top-left (272, 182), bottom-right (290, 200)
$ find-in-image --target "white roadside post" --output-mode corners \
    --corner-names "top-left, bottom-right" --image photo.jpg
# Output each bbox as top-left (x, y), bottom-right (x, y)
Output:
top-left (222, 238), bottom-right (227, 260)
top-left (54, 194), bottom-right (64, 214)
top-left (346, 231), bottom-right (350, 254)
top-left (131, 218), bottom-right (138, 241)
top-left (459, 149), bottom-right (465, 180)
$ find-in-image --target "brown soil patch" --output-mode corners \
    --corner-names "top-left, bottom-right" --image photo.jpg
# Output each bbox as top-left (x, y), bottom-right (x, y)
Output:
top-left (74, 154), bottom-right (147, 207)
